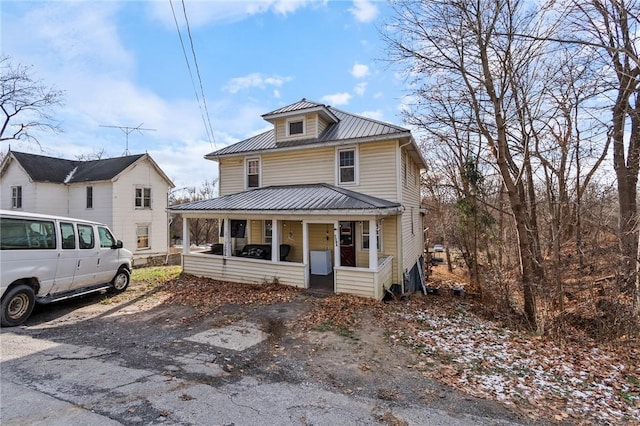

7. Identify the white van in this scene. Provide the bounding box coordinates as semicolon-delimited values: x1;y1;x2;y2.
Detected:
0;210;133;326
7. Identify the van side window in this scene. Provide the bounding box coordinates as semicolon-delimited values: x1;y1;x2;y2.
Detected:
77;224;95;249
98;226;116;248
0;218;56;250
61;222;76;249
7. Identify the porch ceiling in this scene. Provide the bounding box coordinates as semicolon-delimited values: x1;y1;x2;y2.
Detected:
168;183;402;216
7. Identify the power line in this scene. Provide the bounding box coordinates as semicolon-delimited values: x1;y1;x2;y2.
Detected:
169;0;216;149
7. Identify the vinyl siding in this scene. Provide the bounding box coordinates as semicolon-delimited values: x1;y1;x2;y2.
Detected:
219;157;245;195
262;148;334;187
275;113;318;142
67;182;113;225
400;151;425;277
358;140;399;202
183;253;306;288
335;268;376;298
111;159;171;256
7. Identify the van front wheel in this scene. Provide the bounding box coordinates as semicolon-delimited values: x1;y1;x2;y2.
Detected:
110;268;130;294
1;284;35;327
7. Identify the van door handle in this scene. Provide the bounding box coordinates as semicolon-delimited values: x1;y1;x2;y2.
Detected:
77;260;81;269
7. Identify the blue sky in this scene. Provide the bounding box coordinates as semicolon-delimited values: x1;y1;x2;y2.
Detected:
1;1;410;191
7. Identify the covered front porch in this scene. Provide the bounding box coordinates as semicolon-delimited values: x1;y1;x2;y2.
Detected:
170;184;402;299
180;217;395;299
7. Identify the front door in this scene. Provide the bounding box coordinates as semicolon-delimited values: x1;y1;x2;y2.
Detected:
339;221;356;267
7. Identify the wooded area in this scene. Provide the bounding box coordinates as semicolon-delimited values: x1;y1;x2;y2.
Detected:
384;0;640;338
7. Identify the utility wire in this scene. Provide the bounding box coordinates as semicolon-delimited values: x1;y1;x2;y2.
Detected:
169;0;216;149
181;0;216;149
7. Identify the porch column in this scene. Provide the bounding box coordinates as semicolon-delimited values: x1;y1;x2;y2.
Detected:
182;217;190;254
369;218;378;269
302;222;309;266
333;222;340;268
223;216;231;256
271;219;279;262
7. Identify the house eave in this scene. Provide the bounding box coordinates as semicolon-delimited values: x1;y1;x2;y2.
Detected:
170;207;403;217
204;131;413;161
262;105;339;124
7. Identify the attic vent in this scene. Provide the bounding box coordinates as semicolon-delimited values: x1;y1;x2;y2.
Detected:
288;119;304;136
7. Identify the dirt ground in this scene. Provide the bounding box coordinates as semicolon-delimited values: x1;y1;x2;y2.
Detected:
19;271;531;426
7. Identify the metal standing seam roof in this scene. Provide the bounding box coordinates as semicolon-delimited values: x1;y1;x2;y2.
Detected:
206;104;411;157
7;151;146;183
168;183;402;214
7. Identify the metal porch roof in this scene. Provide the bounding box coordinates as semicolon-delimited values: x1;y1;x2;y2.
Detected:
168;183;402;215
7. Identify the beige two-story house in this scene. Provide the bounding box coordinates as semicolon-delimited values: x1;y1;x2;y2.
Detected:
0;151;175;265
170;99;426;298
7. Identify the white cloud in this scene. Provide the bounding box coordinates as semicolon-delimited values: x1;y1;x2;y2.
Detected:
149;0;324;29
223;73;292;94
359;110;384;121
321;92;352;106
351;63;370;78
349;0;378;23
354;82;367;95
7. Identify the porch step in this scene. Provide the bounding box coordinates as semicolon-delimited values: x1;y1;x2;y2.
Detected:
303;288;334;298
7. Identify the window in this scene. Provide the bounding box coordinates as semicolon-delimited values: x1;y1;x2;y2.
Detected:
137;225;149;249
61;222;76;249
98;226;116;248
403;151;408;187
77;224;95;249
338;149;356;184
0;218;55;250
11;186;22;209
135;187;151;209
86;186;93;209
247;158;260;188
264;220;272;244
287;119;305;136
362;221;381;251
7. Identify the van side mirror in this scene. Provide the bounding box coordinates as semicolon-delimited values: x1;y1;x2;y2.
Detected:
112;240;124;249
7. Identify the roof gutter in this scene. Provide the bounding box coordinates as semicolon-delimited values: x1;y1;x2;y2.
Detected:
168;206;404;217
204;131;414;161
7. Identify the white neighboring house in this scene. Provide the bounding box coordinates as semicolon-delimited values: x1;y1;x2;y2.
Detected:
0;151;175;265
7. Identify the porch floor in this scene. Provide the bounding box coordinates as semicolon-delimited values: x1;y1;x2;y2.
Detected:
309;273;334;293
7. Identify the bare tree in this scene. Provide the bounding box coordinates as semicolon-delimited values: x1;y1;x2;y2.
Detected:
169;179;219;246
0;56;65;145
383;0;562;331
561;0;640;313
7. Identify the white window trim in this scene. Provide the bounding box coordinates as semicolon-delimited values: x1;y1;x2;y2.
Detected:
86;186;93;209
335;145;359;186
245;156;262;189
136;223;151;250
361;220;382;252
11;185;22;209
286;117;306;137
134;186;152;209
264;219;273;244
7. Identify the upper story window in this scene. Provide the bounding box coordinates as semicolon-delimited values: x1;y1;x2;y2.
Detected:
247;158;260;188
286;118;305;136
338;148;357;185
11;186;22;209
86;186;93;209
135;187;151;209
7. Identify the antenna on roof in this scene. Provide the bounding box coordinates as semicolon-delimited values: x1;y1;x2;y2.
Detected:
99;123;156;155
